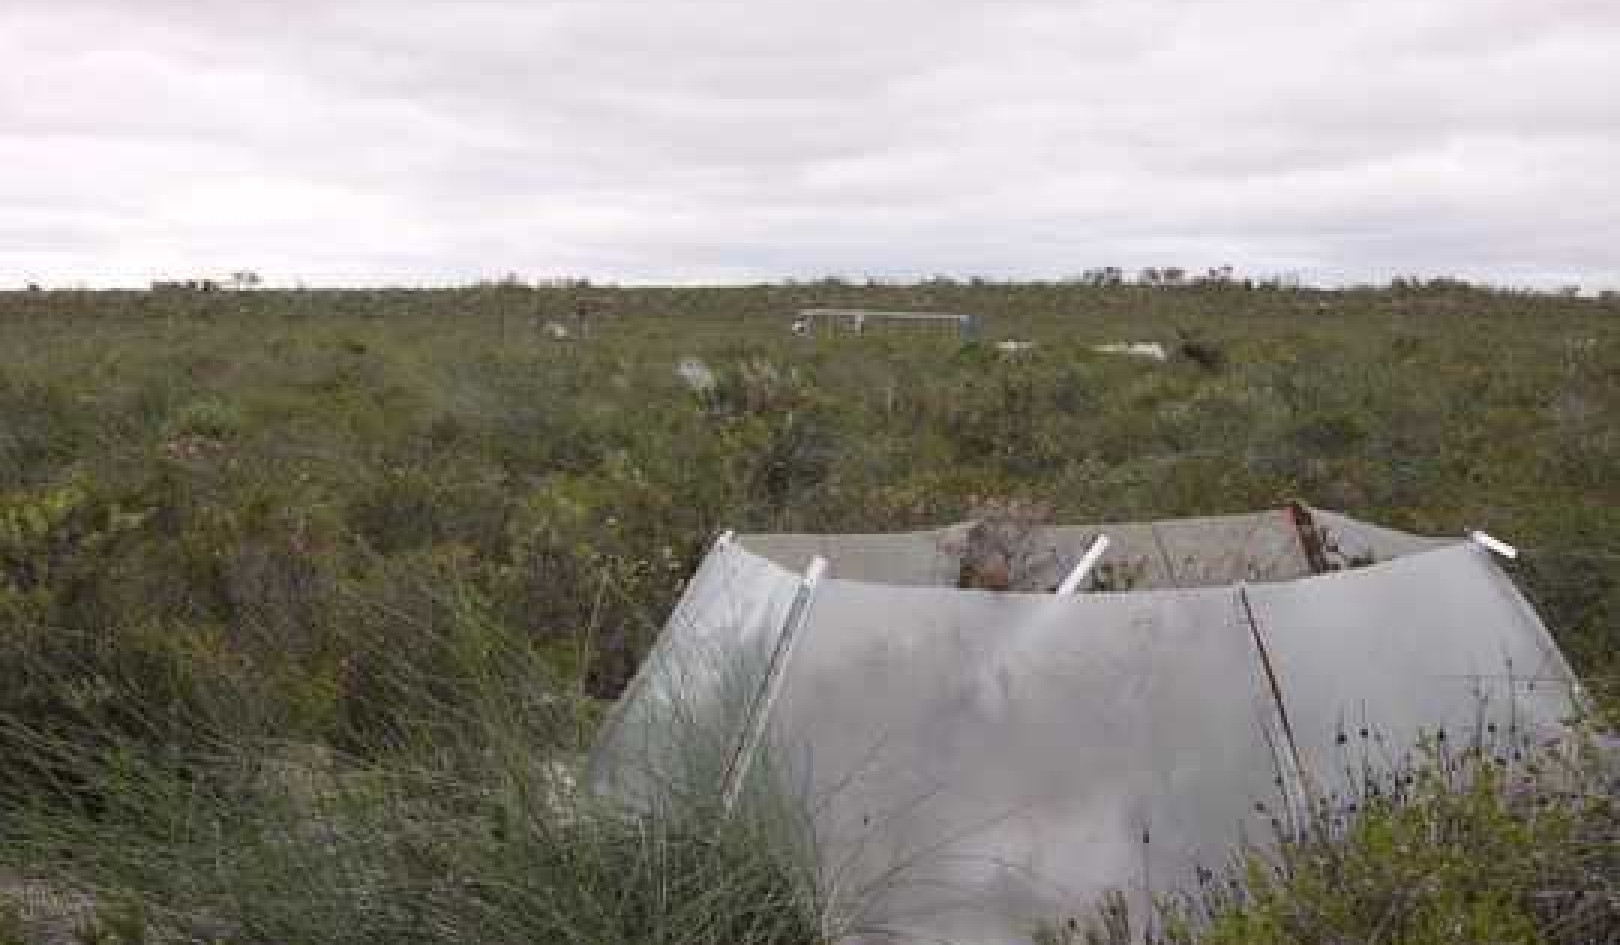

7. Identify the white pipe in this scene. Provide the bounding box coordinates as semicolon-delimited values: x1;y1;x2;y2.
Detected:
1469;530;1518;560
1056;535;1111;595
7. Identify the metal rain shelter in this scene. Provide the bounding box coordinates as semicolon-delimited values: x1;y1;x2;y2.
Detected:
798;308;983;340
589;506;1582;945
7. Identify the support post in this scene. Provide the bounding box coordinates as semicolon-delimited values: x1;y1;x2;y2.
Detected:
1286;500;1330;575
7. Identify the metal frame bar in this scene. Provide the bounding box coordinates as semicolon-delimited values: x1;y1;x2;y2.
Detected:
1237;582;1315;825
718;555;828;815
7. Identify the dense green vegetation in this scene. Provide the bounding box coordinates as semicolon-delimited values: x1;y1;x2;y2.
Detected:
1183;751;1618;945
0;281;1615;942
1043;743;1619;945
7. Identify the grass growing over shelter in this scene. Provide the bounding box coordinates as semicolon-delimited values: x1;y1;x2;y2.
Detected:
1044;742;1619;945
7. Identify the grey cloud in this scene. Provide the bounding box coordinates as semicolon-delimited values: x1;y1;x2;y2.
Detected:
3;0;1617;287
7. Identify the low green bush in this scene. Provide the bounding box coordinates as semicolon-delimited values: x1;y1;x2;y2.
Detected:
1044;745;1619;945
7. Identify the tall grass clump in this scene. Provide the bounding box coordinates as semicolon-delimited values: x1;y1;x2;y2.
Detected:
0;583;825;945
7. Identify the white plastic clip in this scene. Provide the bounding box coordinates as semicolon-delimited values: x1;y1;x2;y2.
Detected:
1057;534;1111;595
1469;530;1518;560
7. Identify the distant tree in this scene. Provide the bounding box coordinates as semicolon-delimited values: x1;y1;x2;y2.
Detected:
1074;266;1126;286
230;270;263;291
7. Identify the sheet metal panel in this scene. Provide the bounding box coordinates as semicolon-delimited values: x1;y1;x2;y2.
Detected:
594;516;1570;945
739;509;1438;592
587;541;804;808
1245;544;1582;807
1304;508;1454;568
1043;510;1312;590
739;527;971;587
768;580;1285;945
740;511;1454;593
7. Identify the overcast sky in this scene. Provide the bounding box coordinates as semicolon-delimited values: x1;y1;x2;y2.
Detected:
4;0;1618;289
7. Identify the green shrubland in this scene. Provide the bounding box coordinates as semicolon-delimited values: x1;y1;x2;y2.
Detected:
0;280;1614;942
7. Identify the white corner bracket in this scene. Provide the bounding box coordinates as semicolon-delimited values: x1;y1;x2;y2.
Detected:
1469;530;1518;560
719;554;828;816
1056;534;1111;595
